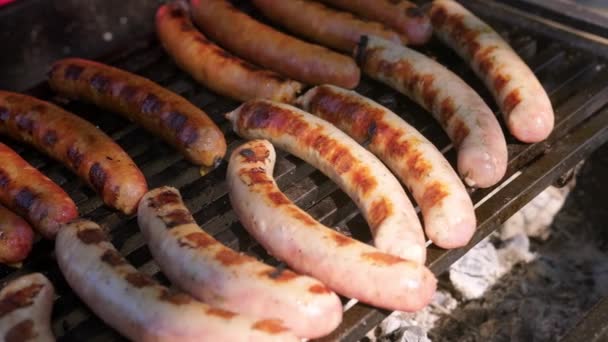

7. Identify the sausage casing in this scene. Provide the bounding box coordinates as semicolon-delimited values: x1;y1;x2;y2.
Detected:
48;58;226;167
56;219;299;342
0;205;34;264
0;91;146;215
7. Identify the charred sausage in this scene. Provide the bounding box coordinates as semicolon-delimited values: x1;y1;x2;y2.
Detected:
0;91;146;215
317;0;432;45
252;0;404;53
189;0;360;88
48;58;226;167
226;100;426;263
430;0;554;143
0;273;55;342
137;186;342;339
228;140;436;311
297;85;476;248
355;36;508;188
156;2;303;103
0;205;34;264
55;219;299;342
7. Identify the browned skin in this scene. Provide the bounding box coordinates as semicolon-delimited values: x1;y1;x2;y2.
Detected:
156;3;302;103
0;143;77;239
47;58;226;167
0;92;147;215
5;319;37;342
190;0;360;88
0;283;44;317
0;205;34;264
252;319;290;334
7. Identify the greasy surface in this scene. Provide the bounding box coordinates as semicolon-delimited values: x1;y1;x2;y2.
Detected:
0;205;33;265
297;85;476;248
156;2;303;103
55;219;298;342
355;36;508;188
0;91;146;215
48;58;226;167
0;143;77;239
227;140;436;311
316;0;432;45
137;186;342;339
0;273;54;342
190;0;360;88
430;0;554;143
226;100;426;263
252;0;404;53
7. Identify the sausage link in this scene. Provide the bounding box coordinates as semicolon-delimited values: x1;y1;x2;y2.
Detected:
355;36;507;188
0;273;55;342
156;2;302;103
430;0;554;143
189;0;360;88
297;85;476;248
228;140;436;311
226;100;426;264
0;205;34;264
252;0;404;53
0;92;146;215
48;58;226;167
317;0;432;45
137;186;342;339
56;219;298;342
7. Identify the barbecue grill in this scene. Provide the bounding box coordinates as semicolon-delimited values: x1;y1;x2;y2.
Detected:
1;0;608;341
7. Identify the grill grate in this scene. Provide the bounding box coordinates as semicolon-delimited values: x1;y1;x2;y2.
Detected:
2;0;608;341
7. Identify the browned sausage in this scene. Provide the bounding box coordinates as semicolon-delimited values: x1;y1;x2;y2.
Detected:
317;0;432;45
0;91;147;215
252;0;404;53
0;205;33;264
47;58;226;167
156;2;303;103
189;0;361;88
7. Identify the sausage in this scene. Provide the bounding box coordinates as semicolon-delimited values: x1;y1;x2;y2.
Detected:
316;0;432;45
55;219;299;342
0;142;77;239
0;205;34;264
156;2;303;103
297;85;476;248
226;100;426;264
430;0;554;143
251;0;404;53
355;36;508;188
0;91;146;215
189;0;360;88
137;186;342;339
47;58;226;167
227;140;436;311
0;273;55;342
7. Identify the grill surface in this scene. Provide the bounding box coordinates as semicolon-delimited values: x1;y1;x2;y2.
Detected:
2;0;608;341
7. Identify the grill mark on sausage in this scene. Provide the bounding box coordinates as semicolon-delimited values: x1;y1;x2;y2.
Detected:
141;94;163;115
64;64;85;80
362;251;403;265
101;249;126;266
0;170;9;189
16;115;34;135
350;170;377;196
241;167;273;186
160;209;194;228
494;73;511;93
177;124;199;147
0;284;44;317
263;269;298;282
368;198;391;229
206;307;237;319
503;89;522;114
125;272;155;288
285;206;318;226
309;284;332;294
89;163;107;193
332;232;354;246
267;191;291;206
67;145;84;169
452;118;470;147
420;74;439;109
439;97;456;126
90;73;111;94
158;289;192;305
476;46;498;76
215;249;250;266
77;228;107;244
5;319;36;342
252;319;290;334
421;181;449;209
163;111;187;133
239;148;268;163
42;130;58;147
148;190;181;208
177;232;217;249
0;107;8;122
407;151;432;180
14;188;36;212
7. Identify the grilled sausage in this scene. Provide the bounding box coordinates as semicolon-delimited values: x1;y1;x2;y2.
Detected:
189;0;360;88
137;186;342;339
355;36;508;188
226;100;426;263
228;140;436;311
430;0;554;143
0;205;34;264
317;0;432;45
297;85;476;248
252;0;404;53
0;91;146;215
56;219;299;342
0;142;77;239
48;58;226;167
156;2;303;103
0;273;55;342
